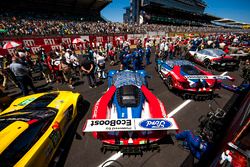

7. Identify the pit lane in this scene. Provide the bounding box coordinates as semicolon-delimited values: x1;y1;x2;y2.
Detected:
4;56;243;167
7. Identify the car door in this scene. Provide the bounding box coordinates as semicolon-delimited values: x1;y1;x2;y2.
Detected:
159;63;171;78
195;50;206;62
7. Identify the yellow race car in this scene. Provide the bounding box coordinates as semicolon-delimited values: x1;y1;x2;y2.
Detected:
0;91;84;167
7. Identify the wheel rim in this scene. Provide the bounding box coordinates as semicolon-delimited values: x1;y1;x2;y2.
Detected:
204;60;210;67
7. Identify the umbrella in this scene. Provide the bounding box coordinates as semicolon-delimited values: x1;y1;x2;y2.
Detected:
3;41;21;49
72;38;84;44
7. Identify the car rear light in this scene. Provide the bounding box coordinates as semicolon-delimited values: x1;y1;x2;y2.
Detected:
231;151;248;167
52;121;60;130
27;119;38;125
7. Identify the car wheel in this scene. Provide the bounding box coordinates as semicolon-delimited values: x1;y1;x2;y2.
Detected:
185;54;190;60
165;76;174;91
203;59;211;68
155;64;159;72
76;95;84;116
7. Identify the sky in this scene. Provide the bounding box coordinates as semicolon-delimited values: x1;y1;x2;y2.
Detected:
101;0;250;23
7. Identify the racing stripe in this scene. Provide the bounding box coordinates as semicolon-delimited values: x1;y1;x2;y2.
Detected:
141;85;167;118
141;101;151;118
92;86;116;119
127;107;132;119
109;104;117;119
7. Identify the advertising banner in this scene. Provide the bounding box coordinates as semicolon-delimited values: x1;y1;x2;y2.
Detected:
0;34;128;55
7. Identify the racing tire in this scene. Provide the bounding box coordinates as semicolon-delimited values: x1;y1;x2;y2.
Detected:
165;76;174;91
185;53;191;60
76;95;85;116
203;59;211;68
155;65;158;72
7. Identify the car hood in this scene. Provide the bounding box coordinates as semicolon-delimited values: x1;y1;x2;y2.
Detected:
0;121;28;154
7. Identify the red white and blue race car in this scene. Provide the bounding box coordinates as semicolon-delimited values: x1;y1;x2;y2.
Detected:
83;70;179;154
156;60;234;100
187;49;239;70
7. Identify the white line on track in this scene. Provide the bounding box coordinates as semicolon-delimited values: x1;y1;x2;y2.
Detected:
97;151;123;167
167;100;192;118
98;71;228;167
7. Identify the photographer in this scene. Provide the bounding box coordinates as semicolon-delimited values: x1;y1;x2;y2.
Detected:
176;130;208;160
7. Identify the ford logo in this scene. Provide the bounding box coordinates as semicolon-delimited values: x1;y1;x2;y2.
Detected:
139;119;172;129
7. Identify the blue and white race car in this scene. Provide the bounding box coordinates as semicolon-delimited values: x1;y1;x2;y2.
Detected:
156;59;233;99
83;70;179;154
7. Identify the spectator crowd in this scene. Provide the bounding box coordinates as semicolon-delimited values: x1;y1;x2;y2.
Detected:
0;32;249;97
0;10;249;37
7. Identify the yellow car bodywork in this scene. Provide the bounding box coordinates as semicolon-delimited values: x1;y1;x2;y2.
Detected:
0;91;82;167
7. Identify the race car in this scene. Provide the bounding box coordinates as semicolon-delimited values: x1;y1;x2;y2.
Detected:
156;60;234;100
0;91;84;167
83;70;179;154
187;49;239;70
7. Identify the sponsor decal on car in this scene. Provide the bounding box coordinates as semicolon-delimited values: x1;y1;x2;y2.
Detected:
185;75;232;80
18;98;36;106
83;118;178;132
139;119;172;129
90;119;132;127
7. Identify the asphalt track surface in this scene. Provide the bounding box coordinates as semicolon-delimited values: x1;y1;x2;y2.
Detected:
5;55;244;167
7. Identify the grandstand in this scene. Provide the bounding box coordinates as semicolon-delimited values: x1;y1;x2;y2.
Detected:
212;19;250;29
124;0;220;25
0;0;112;21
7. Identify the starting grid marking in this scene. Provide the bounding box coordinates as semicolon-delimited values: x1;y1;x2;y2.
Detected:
98;71;228;167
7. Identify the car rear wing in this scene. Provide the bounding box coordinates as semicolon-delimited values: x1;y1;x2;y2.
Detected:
185;75;234;81
83;118;178;132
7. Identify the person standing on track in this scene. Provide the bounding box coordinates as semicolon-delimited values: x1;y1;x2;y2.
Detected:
9;57;37;96
145;43;151;65
79;55;97;88
60;59;74;89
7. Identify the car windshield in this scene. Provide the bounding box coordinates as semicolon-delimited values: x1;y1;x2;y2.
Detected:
181;65;202;75
209;49;225;57
0;108;57;166
112;71;146;88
